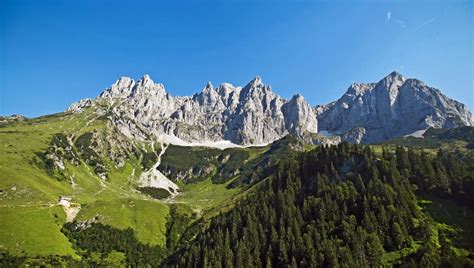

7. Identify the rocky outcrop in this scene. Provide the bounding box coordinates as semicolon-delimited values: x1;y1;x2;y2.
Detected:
317;72;474;143
72;75;318;146
66;99;93;113
282;94;318;136
67;71;473;145
0;114;27;124
40;122;144;181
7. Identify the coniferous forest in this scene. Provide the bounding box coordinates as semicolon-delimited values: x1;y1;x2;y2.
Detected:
165;143;474;267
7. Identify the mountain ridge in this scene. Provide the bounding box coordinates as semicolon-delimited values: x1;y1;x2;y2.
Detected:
67;71;473;146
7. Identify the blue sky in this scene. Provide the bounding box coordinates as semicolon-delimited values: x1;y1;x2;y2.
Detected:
1;0;472;117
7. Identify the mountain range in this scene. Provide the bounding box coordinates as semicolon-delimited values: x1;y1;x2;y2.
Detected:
1;71;474;266
67;71;473;146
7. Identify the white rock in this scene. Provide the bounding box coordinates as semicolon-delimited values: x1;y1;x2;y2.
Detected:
138;144;180;198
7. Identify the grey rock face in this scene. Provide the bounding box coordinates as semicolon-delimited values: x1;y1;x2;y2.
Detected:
317;71;474;143
67;71;473;146
66;99;93;113
282;94;318;136
75;75;318;146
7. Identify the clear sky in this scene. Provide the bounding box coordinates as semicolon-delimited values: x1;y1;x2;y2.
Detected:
1;0;472;117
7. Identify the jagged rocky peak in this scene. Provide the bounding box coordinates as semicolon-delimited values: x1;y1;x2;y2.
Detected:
98;74;167;100
139;74;152;85
115;76;135;88
137;74;158;88
200;81;216;96
66;98;94;113
66;71;473;146
240;76;282;116
345;71;404;98
380;71;406;86
240;76;273;99
98;76;135;99
248;75;263;88
346;83;376;96
377;71;407;106
194;81;221;107
67;74;320;146
283;94;318;133
317;71;474;143
287;94;309;110
291;93;304;102
131;75;166;97
217;82;240;98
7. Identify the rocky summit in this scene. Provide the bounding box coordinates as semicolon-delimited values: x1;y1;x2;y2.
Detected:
68;71;473;146
68;75;318;146
317;71;474;143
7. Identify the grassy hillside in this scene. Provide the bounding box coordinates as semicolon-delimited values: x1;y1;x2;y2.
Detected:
0;206;78;257
0;112;97;256
75;198;169;246
0;110;237;260
381;127;474;158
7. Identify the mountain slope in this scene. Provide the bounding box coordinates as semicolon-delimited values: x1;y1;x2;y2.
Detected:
0;111;174;256
0;108;306;263
317;72;473;143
